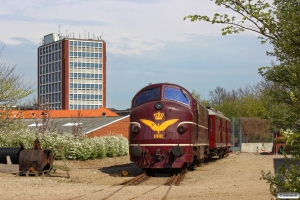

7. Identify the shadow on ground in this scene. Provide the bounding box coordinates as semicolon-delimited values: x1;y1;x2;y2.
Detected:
100;163;145;177
0;164;19;173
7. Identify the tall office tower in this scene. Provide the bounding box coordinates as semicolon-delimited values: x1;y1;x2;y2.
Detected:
38;33;106;110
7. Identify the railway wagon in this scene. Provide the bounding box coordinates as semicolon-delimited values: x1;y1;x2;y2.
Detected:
129;83;209;172
207;107;232;158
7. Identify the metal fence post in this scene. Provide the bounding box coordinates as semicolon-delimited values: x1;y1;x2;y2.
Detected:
231;117;235;152
239;118;243;151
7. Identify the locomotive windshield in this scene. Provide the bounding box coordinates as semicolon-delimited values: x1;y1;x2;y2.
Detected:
134;87;160;107
164;87;190;105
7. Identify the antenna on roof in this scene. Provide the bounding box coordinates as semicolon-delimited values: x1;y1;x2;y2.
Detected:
59;25;60;35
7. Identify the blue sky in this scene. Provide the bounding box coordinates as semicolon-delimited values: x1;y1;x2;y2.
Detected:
0;0;273;110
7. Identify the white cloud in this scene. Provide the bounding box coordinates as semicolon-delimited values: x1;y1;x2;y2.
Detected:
0;0;275;109
0;0;240;54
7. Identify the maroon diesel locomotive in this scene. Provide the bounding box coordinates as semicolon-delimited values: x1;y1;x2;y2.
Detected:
129;83;231;173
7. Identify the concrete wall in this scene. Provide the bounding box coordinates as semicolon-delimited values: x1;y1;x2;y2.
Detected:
241;143;273;153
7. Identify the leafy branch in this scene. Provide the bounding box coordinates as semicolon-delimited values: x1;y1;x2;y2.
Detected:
184;0;279;43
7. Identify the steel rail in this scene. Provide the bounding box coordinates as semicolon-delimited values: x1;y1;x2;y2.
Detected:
129;171;187;200
101;173;148;200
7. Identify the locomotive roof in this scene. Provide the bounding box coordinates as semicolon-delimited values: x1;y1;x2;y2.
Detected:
132;82;192;102
206;107;230;121
139;83;187;90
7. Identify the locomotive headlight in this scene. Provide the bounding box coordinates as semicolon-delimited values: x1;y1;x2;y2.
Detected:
154;102;163;110
131;125;140;133
177;125;188;134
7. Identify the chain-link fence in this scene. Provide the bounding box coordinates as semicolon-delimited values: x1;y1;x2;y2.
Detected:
231;118;273;152
231;118;242;152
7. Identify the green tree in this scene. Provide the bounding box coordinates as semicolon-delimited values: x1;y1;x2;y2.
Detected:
207;82;270;119
184;0;300;196
184;0;300;129
0;46;34;132
191;89;210;106
260;130;300;196
184;0;278;43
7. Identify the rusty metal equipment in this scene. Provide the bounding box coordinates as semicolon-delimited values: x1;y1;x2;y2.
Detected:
19;139;53;175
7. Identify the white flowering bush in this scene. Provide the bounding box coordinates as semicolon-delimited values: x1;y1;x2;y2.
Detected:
0;129;129;160
281;129;294;139
0;129;36;148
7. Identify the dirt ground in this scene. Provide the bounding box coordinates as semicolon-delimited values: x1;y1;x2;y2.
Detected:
0;153;283;200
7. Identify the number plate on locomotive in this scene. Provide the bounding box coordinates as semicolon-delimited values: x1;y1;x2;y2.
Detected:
154;133;164;139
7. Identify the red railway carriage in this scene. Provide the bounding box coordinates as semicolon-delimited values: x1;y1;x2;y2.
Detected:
207;107;232;157
129;83;209;171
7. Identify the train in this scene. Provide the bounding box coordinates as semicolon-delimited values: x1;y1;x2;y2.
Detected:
129;83;231;174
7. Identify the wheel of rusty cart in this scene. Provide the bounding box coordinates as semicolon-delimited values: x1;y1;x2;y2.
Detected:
122;170;128;177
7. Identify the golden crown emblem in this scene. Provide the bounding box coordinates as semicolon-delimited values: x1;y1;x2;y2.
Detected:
154;111;164;120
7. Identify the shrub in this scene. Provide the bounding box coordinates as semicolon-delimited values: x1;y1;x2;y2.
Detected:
260;129;300;196
0;128;129;160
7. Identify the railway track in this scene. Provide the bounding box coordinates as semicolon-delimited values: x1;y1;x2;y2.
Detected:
69;170;187;200
101;170;187;200
129;171;186;200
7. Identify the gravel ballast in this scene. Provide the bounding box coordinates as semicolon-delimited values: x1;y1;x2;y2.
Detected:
0;153;281;200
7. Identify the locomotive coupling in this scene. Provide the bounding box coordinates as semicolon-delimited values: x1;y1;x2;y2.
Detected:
155;149;162;161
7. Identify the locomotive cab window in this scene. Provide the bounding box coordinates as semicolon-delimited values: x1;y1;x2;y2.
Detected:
134;87;160;107
163;87;190;105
